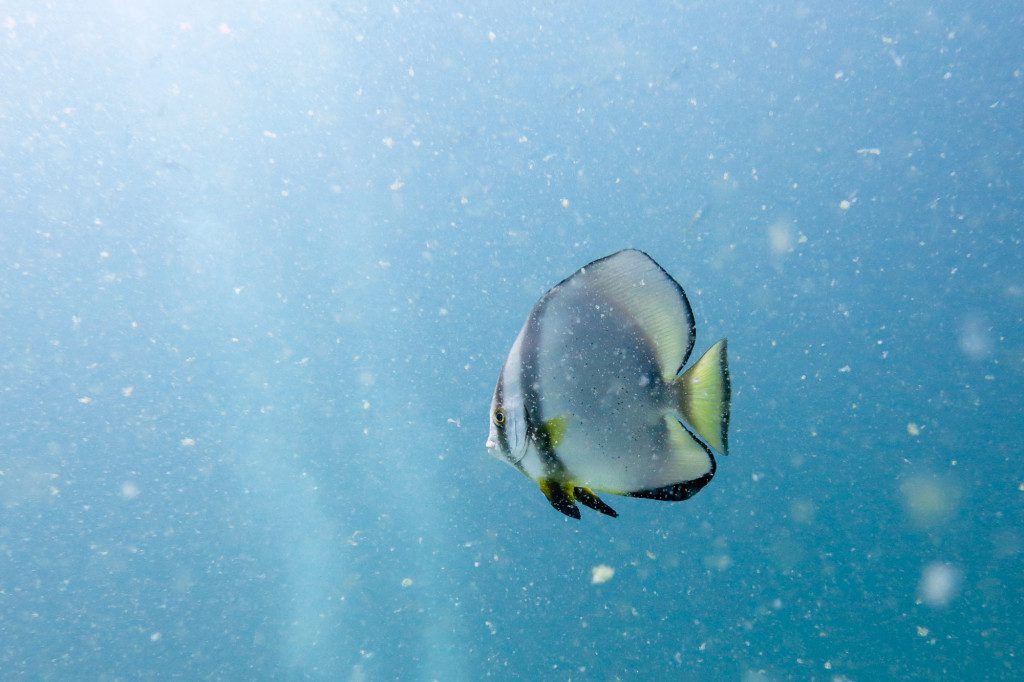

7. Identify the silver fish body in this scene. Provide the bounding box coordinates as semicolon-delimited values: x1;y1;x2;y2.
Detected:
486;249;730;519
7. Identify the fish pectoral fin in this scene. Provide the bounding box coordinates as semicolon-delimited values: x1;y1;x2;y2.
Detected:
538;479;580;519
540;415;569;448
573;487;618;517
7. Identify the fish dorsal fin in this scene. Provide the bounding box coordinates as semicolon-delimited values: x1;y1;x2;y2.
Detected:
555;249;696;381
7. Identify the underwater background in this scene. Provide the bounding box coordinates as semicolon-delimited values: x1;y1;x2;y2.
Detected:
1;1;1022;679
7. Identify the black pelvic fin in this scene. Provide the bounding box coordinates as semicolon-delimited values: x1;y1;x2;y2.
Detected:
539;480;581;519
573;487;618;518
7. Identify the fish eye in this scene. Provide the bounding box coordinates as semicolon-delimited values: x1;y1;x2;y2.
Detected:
493;408;506;426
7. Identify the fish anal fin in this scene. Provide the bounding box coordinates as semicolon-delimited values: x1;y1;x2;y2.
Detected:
624;417;717;502
539;479;580;519
626;473;714;502
573;487;618;518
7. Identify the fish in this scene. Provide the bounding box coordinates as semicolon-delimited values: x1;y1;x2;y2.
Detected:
485;249;730;519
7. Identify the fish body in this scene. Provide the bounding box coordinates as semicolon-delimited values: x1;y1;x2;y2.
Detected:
486;249;730;519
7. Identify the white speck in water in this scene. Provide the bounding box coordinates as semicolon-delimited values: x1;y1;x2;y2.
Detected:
767;221;793;255
900;476;961;527
590;564;615;584
958;314;993;360
918;562;961;607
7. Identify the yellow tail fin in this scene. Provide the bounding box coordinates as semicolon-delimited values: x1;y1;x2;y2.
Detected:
675;339;730;454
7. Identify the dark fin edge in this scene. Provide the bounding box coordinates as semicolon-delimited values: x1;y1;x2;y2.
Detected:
574;487;619;518
720;339;731;455
627;433;718;502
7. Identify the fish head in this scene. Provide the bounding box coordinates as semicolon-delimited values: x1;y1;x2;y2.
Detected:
487;324;530;466
486;386;528;466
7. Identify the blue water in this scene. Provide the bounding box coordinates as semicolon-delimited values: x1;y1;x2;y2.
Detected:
1;2;1022;679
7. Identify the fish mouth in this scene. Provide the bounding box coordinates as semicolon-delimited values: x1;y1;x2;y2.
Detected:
484;437;508;463
483;434;527;466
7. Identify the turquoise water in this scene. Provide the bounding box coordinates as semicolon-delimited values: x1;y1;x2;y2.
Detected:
1;2;1022;679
